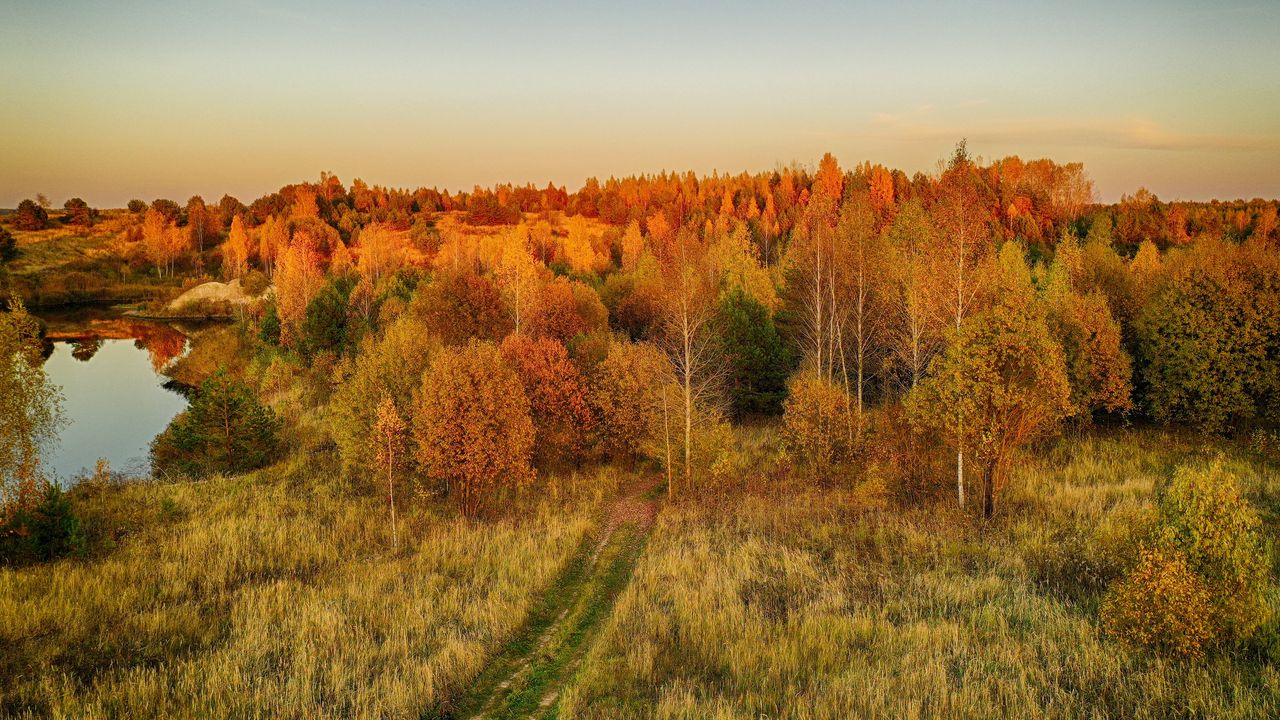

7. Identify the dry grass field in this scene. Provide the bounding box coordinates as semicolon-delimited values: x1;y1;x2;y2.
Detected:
559;430;1280;719
0;453;628;718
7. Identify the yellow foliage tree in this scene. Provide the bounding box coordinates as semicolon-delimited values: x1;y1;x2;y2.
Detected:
907;244;1073;517
357;223;406;285
222;215;251;280
274;238;324;349
711;222;778;311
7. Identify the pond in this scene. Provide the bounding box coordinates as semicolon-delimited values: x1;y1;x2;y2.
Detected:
35;310;193;482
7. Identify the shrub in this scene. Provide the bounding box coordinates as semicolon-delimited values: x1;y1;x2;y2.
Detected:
1156;461;1271;642
781;371;856;482
62;197;94;227
14;199;47;231
1102;544;1216;658
242;269;270;296
1102;461;1272;656
412;341;535;516
0;227;15;262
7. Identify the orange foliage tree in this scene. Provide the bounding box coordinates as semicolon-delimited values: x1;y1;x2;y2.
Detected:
500;334;596;466
412;341;535;517
411;270;513;344
142;208;184;277
526;276;608;343
813;152;844;203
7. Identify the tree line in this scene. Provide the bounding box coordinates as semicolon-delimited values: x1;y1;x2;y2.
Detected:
103;145;1272;520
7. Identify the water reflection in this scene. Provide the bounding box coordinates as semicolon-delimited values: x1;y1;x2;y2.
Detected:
35;310;193;482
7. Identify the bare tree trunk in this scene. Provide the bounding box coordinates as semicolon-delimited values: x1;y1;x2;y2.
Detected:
683;335;693;493
955;233;966;509
662;383;673;500
835;318;855;453
855;261;866;438
982;461;995;519
387;438;398;550
828;259;838;379
814;241;823;374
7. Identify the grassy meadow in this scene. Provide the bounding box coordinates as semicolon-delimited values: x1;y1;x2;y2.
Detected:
6;426;1276;718
559;429;1280;719
0;450;628;718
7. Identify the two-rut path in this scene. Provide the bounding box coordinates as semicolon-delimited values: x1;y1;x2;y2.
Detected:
444;478;661;720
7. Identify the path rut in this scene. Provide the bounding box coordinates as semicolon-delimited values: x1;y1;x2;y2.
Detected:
444;478;659;720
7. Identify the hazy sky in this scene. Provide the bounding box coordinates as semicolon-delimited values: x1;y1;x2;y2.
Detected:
3;0;1278;207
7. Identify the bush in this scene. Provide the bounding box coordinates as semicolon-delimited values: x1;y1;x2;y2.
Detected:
1102;461;1271;656
781;372;857;482
1;484;86;566
14;199;47;231
1156;461;1271;642
242;269;270;296
1102;544;1216;658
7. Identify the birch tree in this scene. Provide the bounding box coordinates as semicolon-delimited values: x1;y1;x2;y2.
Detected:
656;226;725;497
834;194;888;438
884;200;942;393
907;244;1072;518
932;149;994;508
373;395;407;549
0;297;62;513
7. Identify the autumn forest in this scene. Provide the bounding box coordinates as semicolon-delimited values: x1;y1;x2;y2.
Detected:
2;141;1279;718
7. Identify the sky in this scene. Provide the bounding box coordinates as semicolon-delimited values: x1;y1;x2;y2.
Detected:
2;0;1278;208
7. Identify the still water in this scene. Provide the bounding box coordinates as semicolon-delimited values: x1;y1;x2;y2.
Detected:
36;312;191;481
